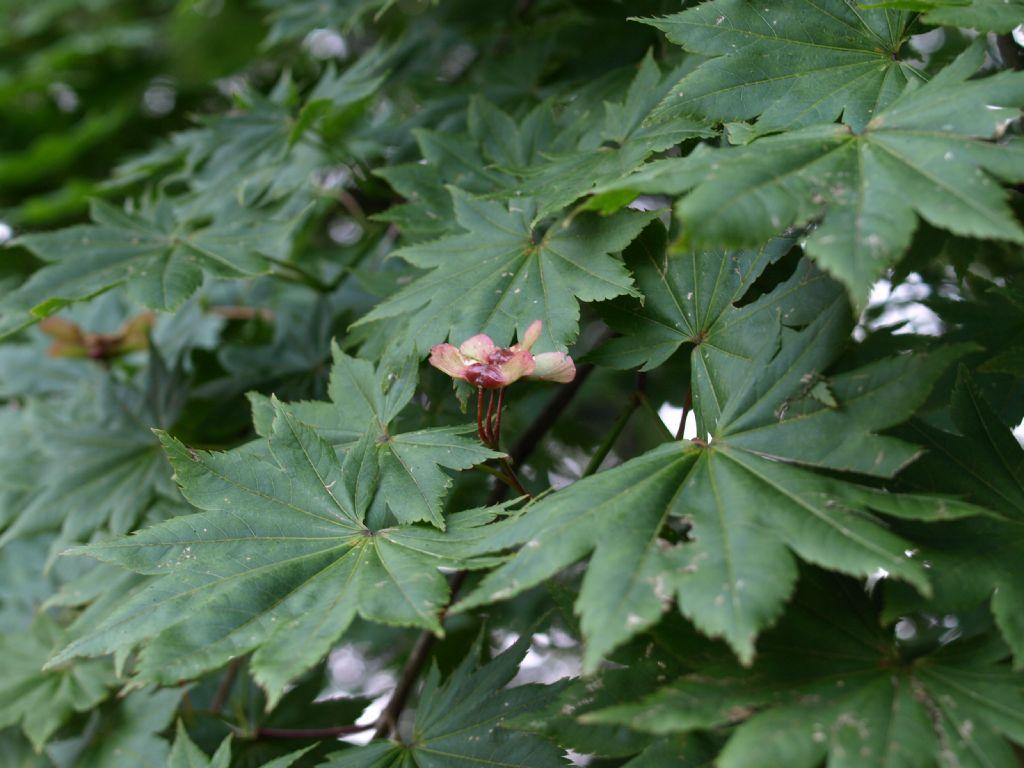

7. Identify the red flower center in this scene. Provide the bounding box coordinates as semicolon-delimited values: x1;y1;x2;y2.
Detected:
486;347;516;364
465;362;507;389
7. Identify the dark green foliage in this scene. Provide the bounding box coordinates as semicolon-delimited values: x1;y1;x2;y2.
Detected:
2;1;1023;765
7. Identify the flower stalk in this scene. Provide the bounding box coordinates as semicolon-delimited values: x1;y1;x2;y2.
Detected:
430;319;577;496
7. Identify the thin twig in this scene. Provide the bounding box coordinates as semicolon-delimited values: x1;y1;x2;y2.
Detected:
209;305;274;322
492;387;506;446
636;391;675;442
510;364;594;468
373;570;469;739
583;396;639;478
476;387;487;445
210;657;242;715
675;388;692;441
265;255;331;292
996;33;1021;71
256;723;376;740
335;188;368;226
499;458;531;498
484;389;497;447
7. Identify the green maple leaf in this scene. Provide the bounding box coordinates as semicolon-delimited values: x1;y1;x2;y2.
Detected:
321;633;569;768
178;56;387;216
926;275;1024;388
358;190;653;350
249;344;502;529
0;730;52;768
641;0;915;132
1;199;300;335
863;0;1024;32
455;301;977;668
507;634;688;760
261;0;395;44
0;612;117;750
168;721;312;768
0;357;183;553
590;224;843;435
50;404;505;706
72;687;181;768
584;572;1024;768
375;57;706;237
619;736;718;768
0;407;43;532
888;368;1024;667
373;119;527;243
511;51;714;218
587;43;1024;306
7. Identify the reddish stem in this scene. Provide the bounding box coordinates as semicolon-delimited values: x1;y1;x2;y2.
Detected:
476;387;487;444
484;389;496;447
492;387;505;447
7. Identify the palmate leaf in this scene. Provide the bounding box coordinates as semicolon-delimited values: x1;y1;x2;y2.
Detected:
375;57;707;238
863;0;1024;32
507;631;689;760
321;633;569;768
888;368;1024;666
250;344;502;529
358;190;654;351
585;572;1024;768
642;0;915;132
591;224;842;435
0;612;117;750
508;51;714;218
0;730;52;768
69;687;181;768
620;736;718;768
51;405;505;706
455;301;977;668
0;356;183;553
1;199;301;335
508;617;725;766
177;54;389;217
588;43;1024;305
373;118;530;244
167;721;312;768
926;274;1024;396
260;0;394;44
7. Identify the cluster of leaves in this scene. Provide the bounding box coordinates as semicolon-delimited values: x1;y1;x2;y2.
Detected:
2;0;1024;766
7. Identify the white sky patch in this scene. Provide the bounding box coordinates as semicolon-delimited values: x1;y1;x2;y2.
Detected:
326;643;396;745
658;403;696;439
862;274;943;337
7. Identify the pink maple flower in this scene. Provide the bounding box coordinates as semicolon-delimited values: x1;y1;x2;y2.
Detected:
429;320;575;389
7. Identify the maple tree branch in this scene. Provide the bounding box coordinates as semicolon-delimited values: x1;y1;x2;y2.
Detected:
675;387;692;441
372;365;594;739
508;363;595;469
265;255;331;292
582;405;633;477
373;570;469;739
256;723;375;740
210;657;242;715
499;458;531;498
636;391;674;442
